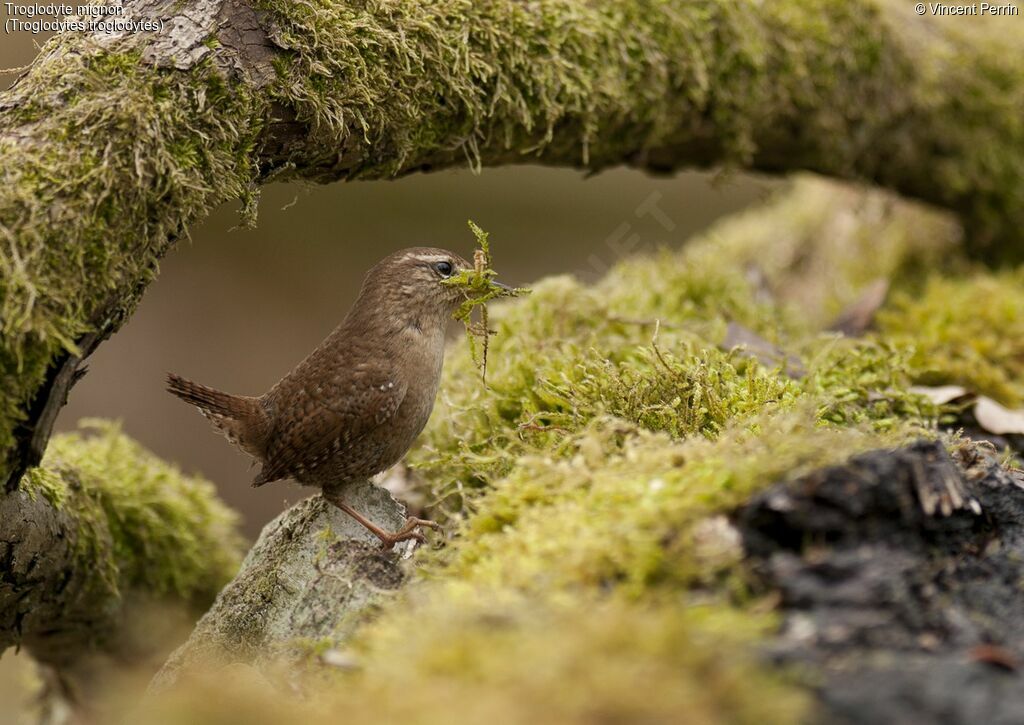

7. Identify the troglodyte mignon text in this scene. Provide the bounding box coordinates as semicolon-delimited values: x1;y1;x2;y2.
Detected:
167;247;509;550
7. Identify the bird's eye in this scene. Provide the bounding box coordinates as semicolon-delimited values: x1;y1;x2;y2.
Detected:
434;261;454;277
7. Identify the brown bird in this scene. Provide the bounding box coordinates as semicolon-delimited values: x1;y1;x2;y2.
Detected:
167;247;500;550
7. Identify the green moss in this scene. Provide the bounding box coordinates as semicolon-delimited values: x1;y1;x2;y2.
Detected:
442;221;528;378
252;0;1024;258
802;338;944;429
409;186;949;508
23;420;244;605
437;413;921;594
341;595;809;725
900;14;1024;263
877;269;1024;406
254;0;885;178
20;466;69;508
559;345;802;439
0;41;264;482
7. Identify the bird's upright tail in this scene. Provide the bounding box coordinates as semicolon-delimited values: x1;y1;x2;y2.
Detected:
166;373;269;456
166;373;253;417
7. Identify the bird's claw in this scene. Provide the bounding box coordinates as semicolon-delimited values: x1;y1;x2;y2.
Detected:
411;517;444;532
377;516;442;551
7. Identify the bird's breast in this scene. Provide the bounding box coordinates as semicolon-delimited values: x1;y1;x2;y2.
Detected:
398;344;444;431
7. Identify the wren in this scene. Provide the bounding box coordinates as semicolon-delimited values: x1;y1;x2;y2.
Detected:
167;247;498;550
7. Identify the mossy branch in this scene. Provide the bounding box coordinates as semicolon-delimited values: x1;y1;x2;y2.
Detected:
0;421;243;669
2;0;1023;492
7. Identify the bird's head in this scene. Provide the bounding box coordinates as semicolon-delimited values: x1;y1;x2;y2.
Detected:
351;247;511;332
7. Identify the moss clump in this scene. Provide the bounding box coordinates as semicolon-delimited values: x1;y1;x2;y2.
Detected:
877;270;1024;407
442;221;528;379
432;412;918;594
411;268;940;509
443;221;525;317
557;344;801;440
21;420;244;605
802;338;945;429
340;595;808;725
21;465;69;508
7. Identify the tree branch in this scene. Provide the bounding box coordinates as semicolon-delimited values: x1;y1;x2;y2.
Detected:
0;422;243;668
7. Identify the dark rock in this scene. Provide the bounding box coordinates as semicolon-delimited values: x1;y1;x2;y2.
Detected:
736;440;1024;724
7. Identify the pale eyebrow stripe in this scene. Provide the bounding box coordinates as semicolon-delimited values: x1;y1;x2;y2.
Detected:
405;253;449;264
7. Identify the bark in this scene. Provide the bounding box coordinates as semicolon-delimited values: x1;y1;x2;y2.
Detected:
0;423;243;669
0;486;118;666
738;440;1024;722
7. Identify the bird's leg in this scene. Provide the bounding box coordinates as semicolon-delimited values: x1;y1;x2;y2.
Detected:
324;493;441;551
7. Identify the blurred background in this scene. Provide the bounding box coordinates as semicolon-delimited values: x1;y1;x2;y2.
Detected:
2;24;778;537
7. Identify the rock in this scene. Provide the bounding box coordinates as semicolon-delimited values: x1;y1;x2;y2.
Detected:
736;440;1024;724
149;480;411;692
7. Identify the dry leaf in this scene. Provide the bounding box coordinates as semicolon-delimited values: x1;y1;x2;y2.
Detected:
909;385;970;405
974;396;1024;436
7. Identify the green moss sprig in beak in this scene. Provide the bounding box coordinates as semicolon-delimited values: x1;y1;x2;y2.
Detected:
442;220;529;380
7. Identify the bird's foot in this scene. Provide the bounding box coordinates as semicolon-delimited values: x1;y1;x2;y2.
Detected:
376;516;443;551
324;493;443;551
